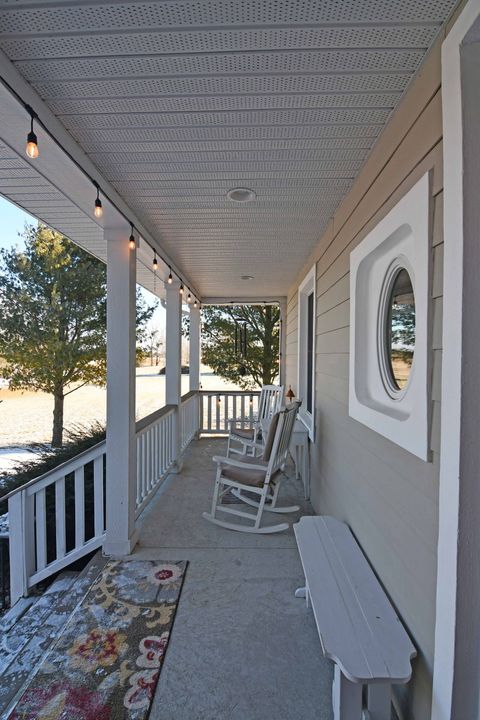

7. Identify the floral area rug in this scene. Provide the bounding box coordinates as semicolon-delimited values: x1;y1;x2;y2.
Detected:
10;559;187;720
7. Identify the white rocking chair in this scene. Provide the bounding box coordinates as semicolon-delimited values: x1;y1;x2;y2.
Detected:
203;402;301;534
227;384;284;457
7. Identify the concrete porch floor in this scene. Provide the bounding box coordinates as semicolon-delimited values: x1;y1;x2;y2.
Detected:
130;437;333;720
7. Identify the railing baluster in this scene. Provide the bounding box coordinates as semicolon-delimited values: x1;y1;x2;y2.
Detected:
35;489;47;572
74;467;85;548
241;395;246;428
93;457;104;537
55;478;66;561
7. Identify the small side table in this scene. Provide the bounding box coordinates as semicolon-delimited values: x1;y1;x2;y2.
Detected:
260;414;310;500
290;418;310;500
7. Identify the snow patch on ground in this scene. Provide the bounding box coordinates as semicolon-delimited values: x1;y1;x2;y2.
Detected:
0;447;41;478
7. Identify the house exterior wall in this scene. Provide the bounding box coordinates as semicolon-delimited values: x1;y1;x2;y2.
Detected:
286;32;450;720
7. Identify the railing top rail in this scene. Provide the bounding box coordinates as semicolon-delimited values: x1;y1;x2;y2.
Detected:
3;402;182;503
1;438;107;503
198;390;261;396
181;390;199;403
135;403;176;433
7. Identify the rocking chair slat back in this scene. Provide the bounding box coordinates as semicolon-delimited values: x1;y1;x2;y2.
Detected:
257;385;284;424
266;402;300;480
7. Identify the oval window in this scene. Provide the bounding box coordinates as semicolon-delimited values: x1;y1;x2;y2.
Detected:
385;268;415;391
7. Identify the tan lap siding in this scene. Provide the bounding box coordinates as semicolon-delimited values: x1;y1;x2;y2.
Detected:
286;41;446;720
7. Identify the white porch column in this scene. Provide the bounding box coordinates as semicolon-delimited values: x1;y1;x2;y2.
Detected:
104;229;138;556
166;281;182;466
279;299;287;388
189;305;201;391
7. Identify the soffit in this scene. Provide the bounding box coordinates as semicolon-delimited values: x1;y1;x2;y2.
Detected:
0;0;457;298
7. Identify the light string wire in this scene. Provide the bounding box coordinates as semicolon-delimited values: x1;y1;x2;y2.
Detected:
0;73;201;306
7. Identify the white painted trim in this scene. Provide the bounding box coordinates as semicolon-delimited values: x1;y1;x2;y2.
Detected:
348;173;430;460
297;265;316;441
433;3;480;719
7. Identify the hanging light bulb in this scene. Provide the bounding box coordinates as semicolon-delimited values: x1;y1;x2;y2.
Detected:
94;185;103;218
179;283;184;295
129;223;136;250
25;111;39;159
167;267;173;284
193;299;198;308
153;251;158;271
187;290;192;304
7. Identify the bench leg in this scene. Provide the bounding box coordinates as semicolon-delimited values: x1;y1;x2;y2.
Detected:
294;581;310;608
332;665;362;720
366;683;391;720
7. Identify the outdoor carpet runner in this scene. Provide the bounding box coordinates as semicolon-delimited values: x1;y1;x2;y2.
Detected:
10;559;187;719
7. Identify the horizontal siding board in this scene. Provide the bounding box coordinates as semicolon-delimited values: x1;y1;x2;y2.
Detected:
430;400;441;455
316;415;438;554
432;298;443;350
432;243;444;299
311;448;437;664
316;370;349;406
432;349;442;403
316;352;349;381
316;299;349;335
432;191;444;247
316;392;439;505
316;273;349;313
316;326;349;354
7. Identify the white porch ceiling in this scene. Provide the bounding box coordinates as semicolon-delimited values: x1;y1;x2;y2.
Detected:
0;0;457;298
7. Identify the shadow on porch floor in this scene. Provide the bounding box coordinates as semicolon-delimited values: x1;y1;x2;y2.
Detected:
129;437;333;720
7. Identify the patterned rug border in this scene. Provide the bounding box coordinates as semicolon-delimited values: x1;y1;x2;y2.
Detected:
10;558;189;720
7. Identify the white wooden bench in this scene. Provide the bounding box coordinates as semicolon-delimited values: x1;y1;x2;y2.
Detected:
293;516;416;720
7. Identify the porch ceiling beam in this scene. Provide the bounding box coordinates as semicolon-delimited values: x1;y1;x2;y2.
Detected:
0;47;201;300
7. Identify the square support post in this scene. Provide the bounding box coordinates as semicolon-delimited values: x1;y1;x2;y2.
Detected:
166;282;182;468
279;299;287;388
189;305;201;392
104;228;138;556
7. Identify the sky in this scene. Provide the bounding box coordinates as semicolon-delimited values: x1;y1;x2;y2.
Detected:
0;195;35;252
0;194;166;334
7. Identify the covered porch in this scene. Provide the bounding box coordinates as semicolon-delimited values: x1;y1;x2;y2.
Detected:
2;1;480;718
133;436;329;719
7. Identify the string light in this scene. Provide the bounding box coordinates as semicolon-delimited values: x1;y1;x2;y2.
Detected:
25;108;38;159
129;223;136;250
94;184;103;218
8;86;203;307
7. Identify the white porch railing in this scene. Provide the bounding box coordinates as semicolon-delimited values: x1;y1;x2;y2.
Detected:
199;390;260;434
180;391;200;450
7;440;107;604
135;404;177;518
5;394;202;605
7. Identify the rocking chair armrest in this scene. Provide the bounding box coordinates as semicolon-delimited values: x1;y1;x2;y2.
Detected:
212;455;267;472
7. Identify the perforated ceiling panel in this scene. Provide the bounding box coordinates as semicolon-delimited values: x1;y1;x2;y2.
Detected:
0;0;458;297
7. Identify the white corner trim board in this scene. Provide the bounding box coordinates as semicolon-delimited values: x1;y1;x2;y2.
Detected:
297;265;316;441
349;172;430;460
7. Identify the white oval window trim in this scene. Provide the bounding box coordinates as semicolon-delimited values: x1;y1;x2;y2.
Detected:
377;256;416;401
